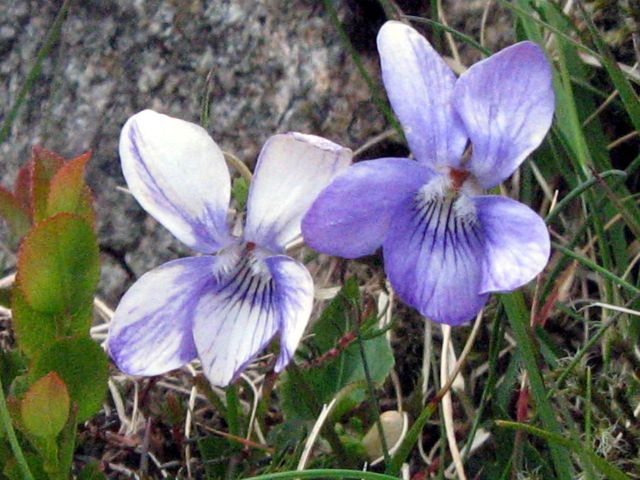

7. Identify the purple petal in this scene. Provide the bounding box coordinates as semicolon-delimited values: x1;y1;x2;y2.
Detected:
382;192;488;325
377;21;467;168
108;256;217;376
244;133;352;251
302;158;432;258
264;255;314;371
453;42;555;188
192;248;281;386
120;110;232;253
474;195;550;293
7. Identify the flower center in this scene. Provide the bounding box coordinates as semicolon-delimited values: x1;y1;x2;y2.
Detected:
449;167;470;191
213;242;274;282
415;174;479;233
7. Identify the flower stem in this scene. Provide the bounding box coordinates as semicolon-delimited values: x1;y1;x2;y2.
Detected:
225;384;241;437
385;311;483;475
0;375;35;480
353;308;390;467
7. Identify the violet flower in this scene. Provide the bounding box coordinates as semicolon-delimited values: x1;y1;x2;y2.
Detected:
108;110;352;386
302;21;554;325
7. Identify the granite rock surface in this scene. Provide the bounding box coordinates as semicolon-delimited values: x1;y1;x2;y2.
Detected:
0;0;386;304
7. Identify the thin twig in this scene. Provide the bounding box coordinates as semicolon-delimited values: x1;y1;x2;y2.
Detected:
223;152;253;183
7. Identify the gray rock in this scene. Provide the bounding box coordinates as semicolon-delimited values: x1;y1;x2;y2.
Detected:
0;0;385;305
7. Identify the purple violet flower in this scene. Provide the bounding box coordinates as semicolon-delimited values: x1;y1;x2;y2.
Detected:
107;110;352;386
302;21;555;326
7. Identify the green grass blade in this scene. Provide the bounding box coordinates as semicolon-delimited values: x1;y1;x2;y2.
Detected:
403;15;491;55
552;242;640;296
0;376;35;480
496;420;631;480
575;1;640;132
245;469;401;480
0;0;74;145
544;170;626;224
501;292;574;480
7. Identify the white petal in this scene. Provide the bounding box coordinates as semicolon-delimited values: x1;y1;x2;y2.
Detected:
192;249;314;386
108;257;217;376
193;249;280;386
120;110;232;253
244;133;352;251
265;255;314;371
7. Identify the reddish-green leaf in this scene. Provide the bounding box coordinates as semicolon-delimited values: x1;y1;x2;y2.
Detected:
47;151;94;226
16;213;99;314
21;372;70;438
31;337;108;422
14;162;32;213
0;187;30;241
30;146;65;223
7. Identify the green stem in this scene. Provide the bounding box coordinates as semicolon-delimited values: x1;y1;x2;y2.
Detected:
225;384;241;437
193;375;227;419
461;306;504;459
354;317;390;466
0;0;74;145
57;404;78;480
0;376;35;480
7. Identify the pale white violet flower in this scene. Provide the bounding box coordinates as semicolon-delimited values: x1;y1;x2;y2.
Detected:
108;110;352;386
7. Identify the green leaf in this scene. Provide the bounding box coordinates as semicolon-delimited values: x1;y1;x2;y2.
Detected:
16;213;99;315
2;453;47;480
0;187;30;243
12;285;94;359
280;279;394;421
21;372;69;439
46;151;95;226
231;177;249;211
29;147;65;223
30;337;108;423
11;287;57;359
